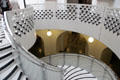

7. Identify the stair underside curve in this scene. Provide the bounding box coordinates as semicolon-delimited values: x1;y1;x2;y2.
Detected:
0;25;28;80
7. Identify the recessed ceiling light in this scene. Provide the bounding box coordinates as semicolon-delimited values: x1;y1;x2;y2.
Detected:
88;37;94;43
47;30;52;36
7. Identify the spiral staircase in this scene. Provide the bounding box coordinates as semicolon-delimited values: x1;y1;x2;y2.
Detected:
0;21;28;80
0;3;120;80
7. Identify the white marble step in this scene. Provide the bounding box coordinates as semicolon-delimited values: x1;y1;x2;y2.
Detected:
0;64;17;79
64;69;88;79
10;69;22;80
0;44;12;54
0;43;11;49
0;58;14;68
0;49;13;57
59;65;97;80
0;53;14;63
64;66;75;74
66;73;95;80
0;39;10;46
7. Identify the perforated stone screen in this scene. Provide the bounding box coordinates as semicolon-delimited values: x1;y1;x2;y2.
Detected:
33;4;103;26
56;5;77;20
79;5;102;25
34;9;53;20
12;11;34;37
104;9;120;36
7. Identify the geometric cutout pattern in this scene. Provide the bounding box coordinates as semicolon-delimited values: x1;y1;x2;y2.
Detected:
12;4;120;37
56;5;77;20
79;5;102;26
33;9;53;20
13;15;34;37
104;16;120;36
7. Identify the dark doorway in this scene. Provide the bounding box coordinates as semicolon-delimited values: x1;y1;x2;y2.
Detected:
29;35;45;58
57;32;88;55
101;48;120;78
78;0;92;4
110;53;120;78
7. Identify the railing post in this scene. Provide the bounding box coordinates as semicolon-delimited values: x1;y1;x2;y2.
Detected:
102;67;107;80
49;55;51;64
41;63;47;80
60;67;64;80
63;53;65;66
89;58;94;73
77;54;79;67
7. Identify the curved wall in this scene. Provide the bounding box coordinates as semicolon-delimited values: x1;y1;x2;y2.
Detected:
4;3;120;59
4;7;36;50
32;4;120;59
41;53;118;80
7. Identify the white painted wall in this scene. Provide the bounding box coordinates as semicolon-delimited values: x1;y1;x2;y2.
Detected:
25;0;45;5
9;0;19;9
57;0;67;3
92;0;120;8
5;8;36;50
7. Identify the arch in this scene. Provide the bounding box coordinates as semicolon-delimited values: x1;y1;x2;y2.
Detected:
29;35;45;58
100;48;113;65
101;48;120;78
56;31;88;55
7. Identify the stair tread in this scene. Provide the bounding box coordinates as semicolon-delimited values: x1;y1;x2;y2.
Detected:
0;50;13;57
1;64;17;79
0;44;12;51
10;68;22;80
0;52;12;60
0;53;14;63
0;58;14;69
0;39;9;46
0;47;13;54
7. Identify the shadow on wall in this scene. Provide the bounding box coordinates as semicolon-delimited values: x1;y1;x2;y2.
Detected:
101;48;120;78
56;31;88;55
67;0;92;4
29;35;45;58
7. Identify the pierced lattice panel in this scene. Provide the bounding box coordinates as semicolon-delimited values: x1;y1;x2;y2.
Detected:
79;5;102;26
56;5;77;20
104;9;120;36
12;11;34;37
33;9;53;20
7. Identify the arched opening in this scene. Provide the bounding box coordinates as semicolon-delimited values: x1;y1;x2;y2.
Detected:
56;31;88;55
101;48;120;78
29;35;45;58
101;48;113;65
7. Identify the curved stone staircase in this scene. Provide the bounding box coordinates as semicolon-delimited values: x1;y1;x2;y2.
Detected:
0;22;28;80
0;3;119;80
59;65;97;80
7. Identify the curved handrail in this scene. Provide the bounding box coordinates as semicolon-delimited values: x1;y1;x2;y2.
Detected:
2;3;119;80
3;13;63;72
41;53;119;80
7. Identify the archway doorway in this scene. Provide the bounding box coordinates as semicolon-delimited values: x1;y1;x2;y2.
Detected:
56;31;88;55
101;48;120;78
100;48;113;65
29;35;45;58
